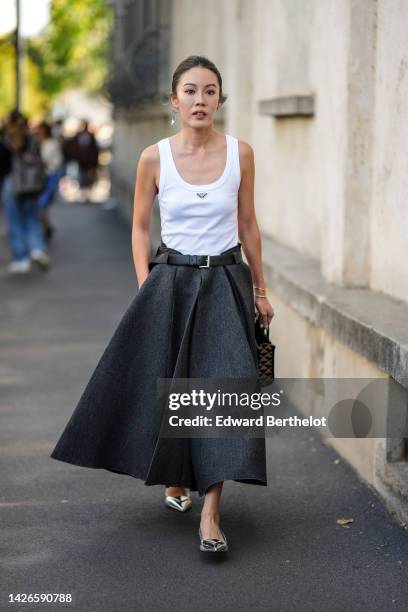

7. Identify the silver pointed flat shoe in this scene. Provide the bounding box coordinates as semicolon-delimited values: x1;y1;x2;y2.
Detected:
199;527;228;553
165;488;192;513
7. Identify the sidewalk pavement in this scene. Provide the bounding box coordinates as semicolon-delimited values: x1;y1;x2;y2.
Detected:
1;198;408;612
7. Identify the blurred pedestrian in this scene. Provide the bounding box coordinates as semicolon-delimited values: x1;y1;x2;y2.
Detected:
36;121;64;242
2;110;51;274
72;119;99;203
0;119;12;194
51;119;64;141
51;119;69;177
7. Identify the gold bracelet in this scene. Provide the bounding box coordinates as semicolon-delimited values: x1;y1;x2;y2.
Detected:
253;285;268;293
253;290;268;297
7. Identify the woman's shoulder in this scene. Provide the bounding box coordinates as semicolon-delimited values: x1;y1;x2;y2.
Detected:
235;138;254;171
137;142;162;190
235;137;253;155
226;133;253;156
139;142;161;166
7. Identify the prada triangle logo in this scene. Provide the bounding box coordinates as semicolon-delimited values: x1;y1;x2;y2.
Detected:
196;193;208;199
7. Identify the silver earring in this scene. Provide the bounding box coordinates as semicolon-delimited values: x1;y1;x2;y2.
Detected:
170;108;177;126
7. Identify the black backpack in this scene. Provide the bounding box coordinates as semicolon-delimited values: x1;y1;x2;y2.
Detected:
11;136;46;197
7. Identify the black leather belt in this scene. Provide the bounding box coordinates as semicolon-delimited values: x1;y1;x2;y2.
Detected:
149;243;243;269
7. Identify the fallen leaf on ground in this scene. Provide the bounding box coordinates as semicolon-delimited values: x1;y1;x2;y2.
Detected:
336;517;354;525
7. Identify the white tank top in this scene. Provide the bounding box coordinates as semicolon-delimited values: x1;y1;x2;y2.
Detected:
156;134;241;255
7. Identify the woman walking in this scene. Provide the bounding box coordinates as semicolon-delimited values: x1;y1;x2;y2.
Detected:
36;121;64;242
50;55;274;554
2;111;51;274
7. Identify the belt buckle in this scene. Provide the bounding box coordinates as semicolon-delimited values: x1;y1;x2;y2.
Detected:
199;255;211;268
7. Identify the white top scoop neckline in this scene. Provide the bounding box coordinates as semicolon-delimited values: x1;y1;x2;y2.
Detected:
164;134;232;191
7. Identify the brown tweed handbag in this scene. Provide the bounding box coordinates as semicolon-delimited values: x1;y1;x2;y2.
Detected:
254;312;275;387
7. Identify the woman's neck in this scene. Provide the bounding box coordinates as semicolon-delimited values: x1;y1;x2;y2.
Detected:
174;127;219;151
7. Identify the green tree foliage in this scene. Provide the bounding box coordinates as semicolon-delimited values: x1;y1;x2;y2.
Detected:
0;34;52;118
0;33;16;115
0;0;113;118
30;0;113;97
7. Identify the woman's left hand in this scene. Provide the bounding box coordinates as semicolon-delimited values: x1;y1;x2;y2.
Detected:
255;296;275;328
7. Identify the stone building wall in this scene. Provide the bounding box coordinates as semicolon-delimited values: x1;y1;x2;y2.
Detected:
109;0;408;521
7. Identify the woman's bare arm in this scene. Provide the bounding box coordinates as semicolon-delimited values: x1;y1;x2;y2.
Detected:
131;144;159;288
237;141;266;287
237;140;274;325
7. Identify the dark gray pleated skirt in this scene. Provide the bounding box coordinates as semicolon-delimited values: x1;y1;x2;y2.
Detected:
50;241;267;496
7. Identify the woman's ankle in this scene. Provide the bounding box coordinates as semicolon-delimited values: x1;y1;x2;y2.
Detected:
200;514;223;540
200;510;220;523
166;485;187;496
